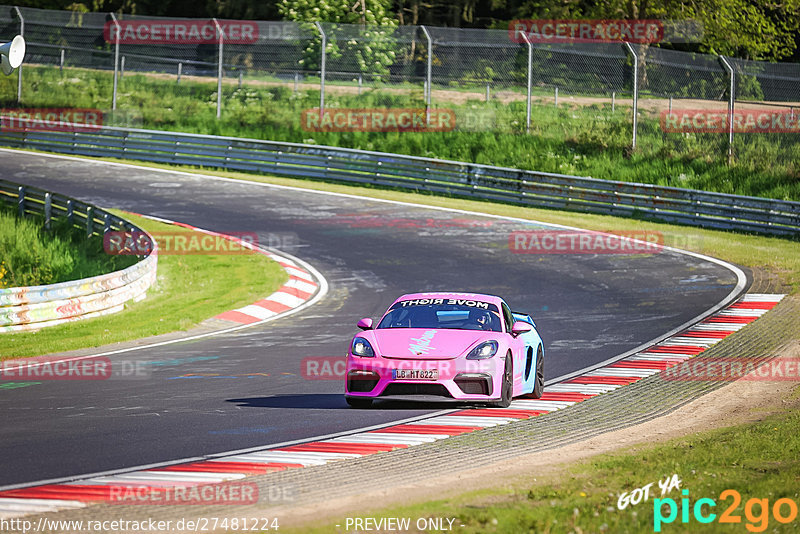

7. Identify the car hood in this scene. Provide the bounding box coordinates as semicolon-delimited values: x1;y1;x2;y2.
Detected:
372;328;491;360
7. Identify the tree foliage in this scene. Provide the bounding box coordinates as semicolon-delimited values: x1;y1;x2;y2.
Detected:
278;0;398;77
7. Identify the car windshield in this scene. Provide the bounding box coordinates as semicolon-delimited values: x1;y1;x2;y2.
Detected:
377;299;502;332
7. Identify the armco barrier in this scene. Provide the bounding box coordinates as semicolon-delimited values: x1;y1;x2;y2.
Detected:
0;179;157;332
0;123;799;236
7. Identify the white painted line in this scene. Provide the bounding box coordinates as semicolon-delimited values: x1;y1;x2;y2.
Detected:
584;368;661;378
420;416;515;427
326;434;438;445
544;383;622;394
214;454;327;467
268;291;307;308
226;450;361;462
286;266;316;282
691;323;746;331
74;471;244;484
232;305;276;321
0;497;86;518
661;337;720;346
625;354;691;362
283;278;318;294
510;400;575;410
718;309;767;317
636;351;700;359
739;294;785;302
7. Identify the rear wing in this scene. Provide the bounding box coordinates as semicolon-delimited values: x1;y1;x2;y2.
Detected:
512;311;535;327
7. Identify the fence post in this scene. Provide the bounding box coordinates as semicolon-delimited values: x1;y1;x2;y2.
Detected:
177;62;182;83
17;186;25;217
315;22;326;121
13;6;23;103
624;42;639;150
420;25;432;126
86;206;93;238
719;55;735;161
110;13;120;110
44;193;52;230
521;33;533;134
213;18;224;119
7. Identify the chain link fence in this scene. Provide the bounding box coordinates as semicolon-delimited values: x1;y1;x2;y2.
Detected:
0;5;798;167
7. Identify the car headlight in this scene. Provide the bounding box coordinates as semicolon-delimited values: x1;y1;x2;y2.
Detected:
351;337;375;357
466;340;498;360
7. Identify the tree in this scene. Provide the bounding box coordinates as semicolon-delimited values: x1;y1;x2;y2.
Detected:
278;0;399;78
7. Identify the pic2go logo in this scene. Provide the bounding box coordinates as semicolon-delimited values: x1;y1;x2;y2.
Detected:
654;489;799;532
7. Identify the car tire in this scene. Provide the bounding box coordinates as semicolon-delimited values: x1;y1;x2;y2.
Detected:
492;354;513;408
531;345;544;399
345;396;372;409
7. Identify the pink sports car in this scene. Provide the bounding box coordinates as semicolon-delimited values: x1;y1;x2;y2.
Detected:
344;292;545;408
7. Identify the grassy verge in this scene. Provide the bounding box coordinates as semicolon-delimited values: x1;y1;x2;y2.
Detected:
0;203;136;287
293;386;800;534
0;211;287;359
1;66;798;200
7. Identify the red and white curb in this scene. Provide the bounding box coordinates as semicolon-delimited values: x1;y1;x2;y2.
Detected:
0;293;785;518
133;214;323;327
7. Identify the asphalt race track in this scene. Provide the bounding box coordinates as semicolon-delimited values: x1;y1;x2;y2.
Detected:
0;151;746;487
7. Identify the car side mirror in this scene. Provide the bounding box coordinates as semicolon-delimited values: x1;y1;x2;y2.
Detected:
511;320;532;336
357;317;373;330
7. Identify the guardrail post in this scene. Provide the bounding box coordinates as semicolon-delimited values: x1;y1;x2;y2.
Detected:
624;42;639;150
719;55;735;162
420;26;432;126
66;199;74;225
213;18;224;119
13;6;23;103
44;192;52;230
315;22;326;121
520;33;533;134
86;206;93;237
103;212;111;233
110;13;120;110
17;186;25;217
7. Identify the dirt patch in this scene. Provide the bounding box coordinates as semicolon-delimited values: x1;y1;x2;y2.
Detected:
273;340;800;529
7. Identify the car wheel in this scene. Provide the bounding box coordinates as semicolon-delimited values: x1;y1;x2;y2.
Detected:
345;396;372;409
531;345;544;399
492;354;513;408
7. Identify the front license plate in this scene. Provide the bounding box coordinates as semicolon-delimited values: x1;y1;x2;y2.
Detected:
392;369;439;380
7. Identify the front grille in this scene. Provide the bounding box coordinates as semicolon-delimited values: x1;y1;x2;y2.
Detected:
454;376;491;396
347;375;378;393
382;383;451;397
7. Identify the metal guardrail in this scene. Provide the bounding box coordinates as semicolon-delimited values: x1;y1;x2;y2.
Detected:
0;178;157;332
0;124;798;236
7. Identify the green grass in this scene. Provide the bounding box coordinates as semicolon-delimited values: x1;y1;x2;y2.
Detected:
0;203;136;288
291;388;800;534
0;211;287;359
2;66;799;201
